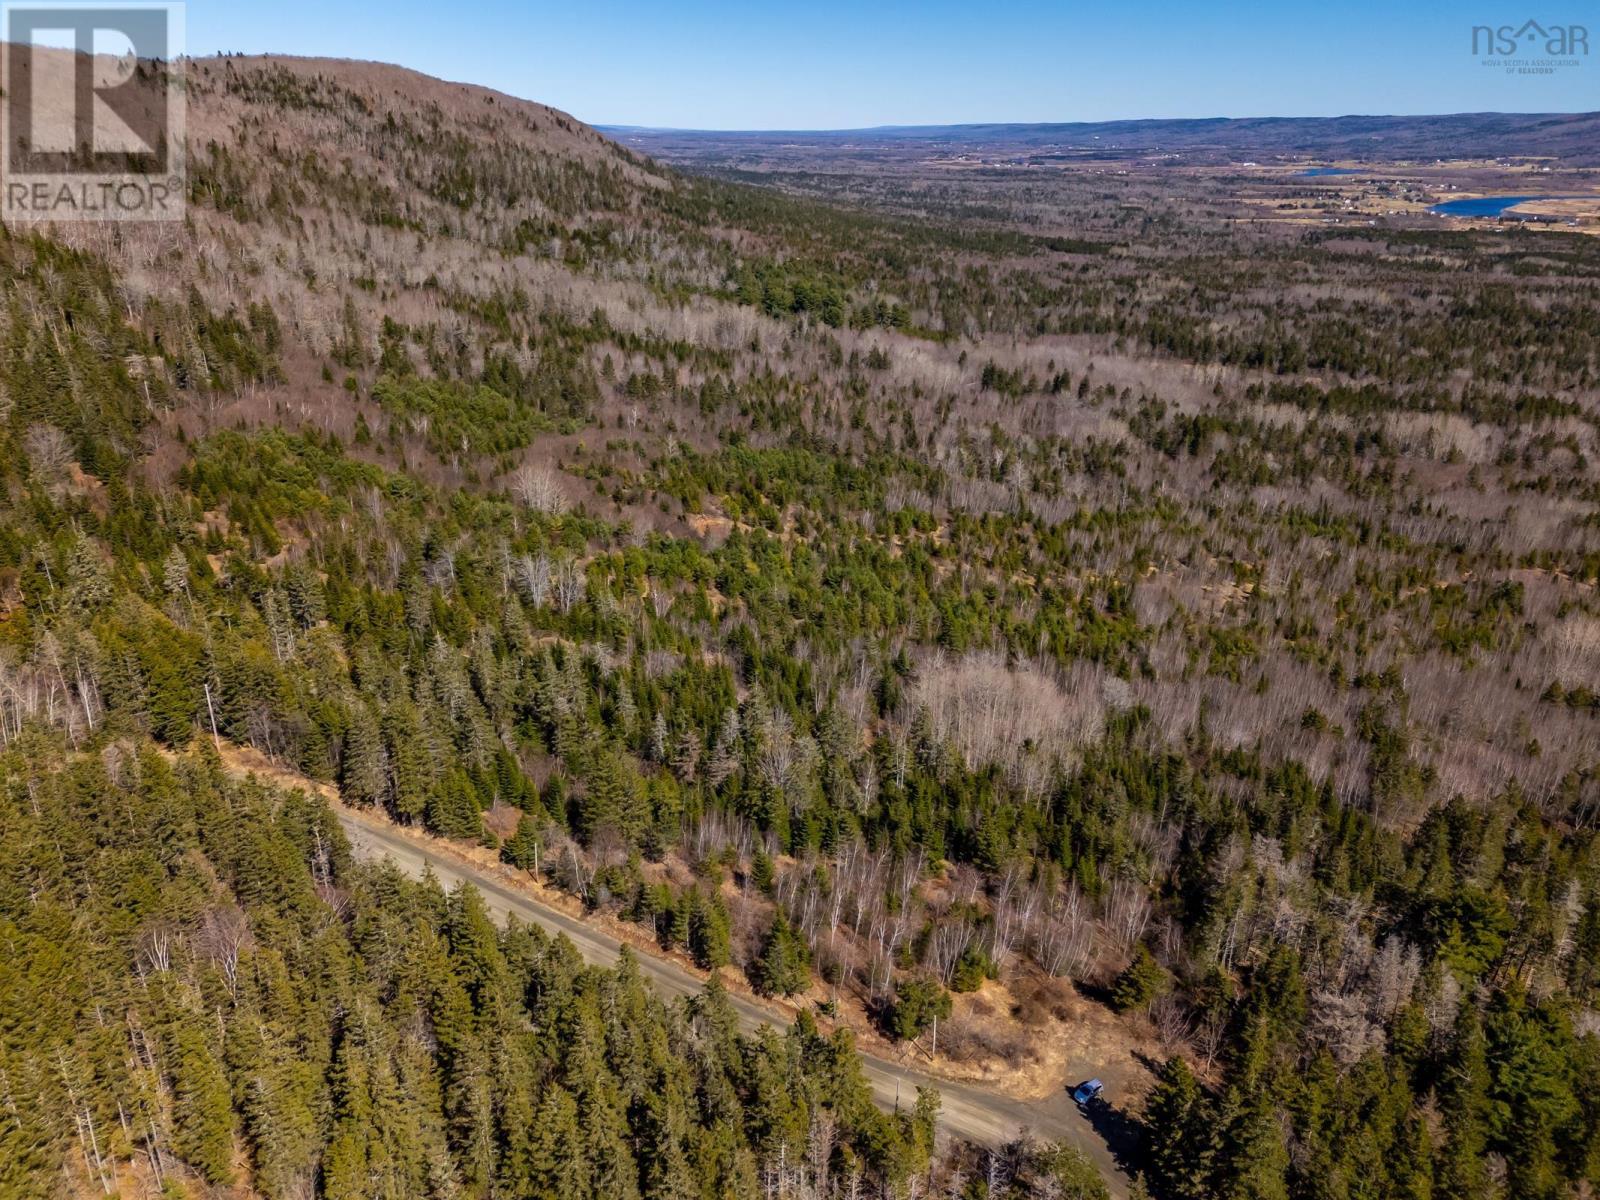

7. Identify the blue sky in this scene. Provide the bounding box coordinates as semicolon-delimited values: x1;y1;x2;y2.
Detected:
188;0;1598;129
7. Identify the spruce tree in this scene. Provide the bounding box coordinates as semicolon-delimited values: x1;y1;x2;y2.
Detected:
1218;1085;1290;1200
1111;944;1170;1013
340;702;387;807
170;1023;235;1185
887;975;951;1042
527;1085;590;1199
1142;1056;1216;1200
502;811;542;872
1438;1006;1492;1200
688;888;733;970
753;914;812;997
427;768;484;841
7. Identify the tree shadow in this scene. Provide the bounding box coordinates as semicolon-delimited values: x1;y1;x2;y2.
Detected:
1078;1096;1144;1174
1132;1049;1168;1076
1073;978;1119;1009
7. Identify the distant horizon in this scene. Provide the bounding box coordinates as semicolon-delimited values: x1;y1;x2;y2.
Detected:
594;109;1600;136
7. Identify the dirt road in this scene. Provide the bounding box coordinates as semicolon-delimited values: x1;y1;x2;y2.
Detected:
338;808;1131;1195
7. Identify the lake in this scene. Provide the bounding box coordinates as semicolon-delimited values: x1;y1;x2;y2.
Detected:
1429;195;1572;217
1298;167;1359;177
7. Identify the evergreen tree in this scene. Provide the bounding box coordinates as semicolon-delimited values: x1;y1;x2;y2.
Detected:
170;1022;235;1185
887;975;952;1043
1218;1085;1290;1200
527;1085;590;1199
341;702;387;807
502;810;542;871
753;914;812;997
1439;1006;1492;1200
688;888;732;970
65;534;112;611
576;747;647;844
427;768;484;841
1035;1139;1112;1200
1484;987;1579;1198
1142;1056;1216;1200
383;699;433;821
750;845;776;895
1112;944;1170;1013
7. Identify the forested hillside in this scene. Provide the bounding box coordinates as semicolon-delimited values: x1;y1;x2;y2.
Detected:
2;52;1599;1200
2;740;979;1199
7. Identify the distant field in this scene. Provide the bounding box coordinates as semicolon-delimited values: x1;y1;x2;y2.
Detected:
605;110;1600;167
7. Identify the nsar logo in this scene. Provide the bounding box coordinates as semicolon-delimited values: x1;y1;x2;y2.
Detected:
1472;18;1588;74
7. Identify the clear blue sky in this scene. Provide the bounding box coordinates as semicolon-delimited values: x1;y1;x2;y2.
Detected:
188;0;1598;129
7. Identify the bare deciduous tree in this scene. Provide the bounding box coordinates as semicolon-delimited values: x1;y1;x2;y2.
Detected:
510;462;568;514
195;905;254;997
25;423;74;499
